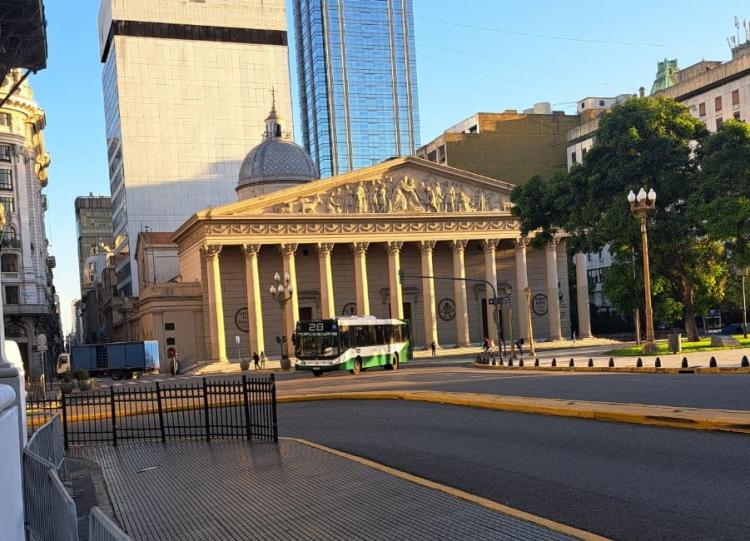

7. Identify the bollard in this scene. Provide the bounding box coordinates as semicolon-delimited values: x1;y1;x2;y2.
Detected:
608;357;615;367
588;358;594;367
508;358;513;367
709;356;717;368
519;358;524;367
655;357;661;368
742;356;749;368
534;357;540;367
636;357;643;368
569;358;575;367
551;358;557;367
681;357;689;368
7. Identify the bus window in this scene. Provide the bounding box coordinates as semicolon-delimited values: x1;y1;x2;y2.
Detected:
355;326;368;347
393;325;402;342
339;326;350;349
368;326;377;346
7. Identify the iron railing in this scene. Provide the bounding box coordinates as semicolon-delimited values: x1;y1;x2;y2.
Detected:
27;375;278;448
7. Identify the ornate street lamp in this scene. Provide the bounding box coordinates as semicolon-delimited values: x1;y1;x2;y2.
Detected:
269;272;294;362
628;187;657;353
524;287;536;357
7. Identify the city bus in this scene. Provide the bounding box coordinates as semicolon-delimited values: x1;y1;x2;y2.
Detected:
294;316;412;376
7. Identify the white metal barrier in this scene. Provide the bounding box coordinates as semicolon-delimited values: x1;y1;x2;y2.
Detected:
89;507;133;541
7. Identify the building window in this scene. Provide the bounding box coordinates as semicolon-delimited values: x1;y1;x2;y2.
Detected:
1;253;17;272
0;169;12;190
581;147;588;160
734;112;742;121
599;100;605;106
715;96;722;112
5;286;19;305
716;117;724;129
571;151;577;164
166;337;176;346
0;145;10;161
0;113;11;128
698;102;706;117
732;89;740;106
0;196;14;212
165;322;175;331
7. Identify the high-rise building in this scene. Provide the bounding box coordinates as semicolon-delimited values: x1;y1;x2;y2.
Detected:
98;0;293;295
293;0;420;177
74;195;112;292
0;70;62;378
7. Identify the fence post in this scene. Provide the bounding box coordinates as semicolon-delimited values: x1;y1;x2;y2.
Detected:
270;374;278;442
110;387;117;447
202;378;210;441
156;382;166;443
61;391;69;450
241;375;251;441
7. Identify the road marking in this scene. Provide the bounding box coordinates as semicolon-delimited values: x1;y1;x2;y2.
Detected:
288;437;607;541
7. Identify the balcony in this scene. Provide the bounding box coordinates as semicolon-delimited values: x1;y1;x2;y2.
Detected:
1;271;20;281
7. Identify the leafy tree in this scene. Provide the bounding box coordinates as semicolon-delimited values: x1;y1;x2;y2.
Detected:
511;96;727;340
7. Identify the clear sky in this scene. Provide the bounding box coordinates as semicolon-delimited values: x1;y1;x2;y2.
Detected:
29;0;749;334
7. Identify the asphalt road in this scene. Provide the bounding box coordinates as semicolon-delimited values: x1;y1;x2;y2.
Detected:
101;363;750;410
278;400;750;541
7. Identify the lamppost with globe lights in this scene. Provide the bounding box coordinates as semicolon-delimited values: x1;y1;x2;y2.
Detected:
628;187;657;353
269;272;294;364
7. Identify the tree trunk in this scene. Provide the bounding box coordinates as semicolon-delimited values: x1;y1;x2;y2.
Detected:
681;273;700;342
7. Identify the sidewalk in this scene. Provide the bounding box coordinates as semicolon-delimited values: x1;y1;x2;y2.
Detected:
71;439;590;541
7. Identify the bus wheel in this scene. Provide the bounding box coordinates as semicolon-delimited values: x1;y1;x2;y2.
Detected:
350;357;362;376
392;353;399;370
111;369;126;381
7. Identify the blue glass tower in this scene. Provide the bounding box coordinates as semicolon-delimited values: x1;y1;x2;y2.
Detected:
294;0;420;177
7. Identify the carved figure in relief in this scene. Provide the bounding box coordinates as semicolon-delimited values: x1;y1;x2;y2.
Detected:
374;182;388;213
392;184;408;211
458;190;473;212
355;183;368;213
477;192;486;211
424;182;439;212
444;184;457;212
300;195;322;213
326;188;344;213
398;176;422;210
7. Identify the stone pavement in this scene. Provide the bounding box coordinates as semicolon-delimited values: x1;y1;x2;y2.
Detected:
71;439;580;541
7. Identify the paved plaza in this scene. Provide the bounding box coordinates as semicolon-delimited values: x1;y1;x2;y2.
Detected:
72;439;578;541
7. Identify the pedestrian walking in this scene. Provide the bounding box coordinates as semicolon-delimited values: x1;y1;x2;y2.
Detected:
430;341;437;358
515;337;524;356
253;351;261;370
483;337;490;354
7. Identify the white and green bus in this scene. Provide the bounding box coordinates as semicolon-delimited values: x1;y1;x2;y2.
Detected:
294;316;412;376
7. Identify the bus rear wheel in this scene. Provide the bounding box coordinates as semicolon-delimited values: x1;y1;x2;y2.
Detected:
350;357;362;375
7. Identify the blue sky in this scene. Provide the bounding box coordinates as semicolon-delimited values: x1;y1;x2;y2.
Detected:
29;0;748;333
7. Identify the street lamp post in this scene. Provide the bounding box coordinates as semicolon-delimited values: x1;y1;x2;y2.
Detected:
628;187;657;354
269;272;294;365
524;287;536;357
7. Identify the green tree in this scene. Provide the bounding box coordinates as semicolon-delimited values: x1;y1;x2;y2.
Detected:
511;96;727;341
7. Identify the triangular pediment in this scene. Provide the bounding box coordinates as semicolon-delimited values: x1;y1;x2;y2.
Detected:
204;157;515;218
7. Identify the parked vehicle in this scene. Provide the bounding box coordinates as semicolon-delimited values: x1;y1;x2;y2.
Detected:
59;341;160;380
718;323;745;336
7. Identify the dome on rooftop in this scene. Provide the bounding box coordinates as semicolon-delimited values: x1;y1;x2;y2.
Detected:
237;102;318;200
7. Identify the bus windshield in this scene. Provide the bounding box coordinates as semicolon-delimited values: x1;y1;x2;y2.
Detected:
294;332;339;359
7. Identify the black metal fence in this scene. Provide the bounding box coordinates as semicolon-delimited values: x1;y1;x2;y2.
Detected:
26;375;278;448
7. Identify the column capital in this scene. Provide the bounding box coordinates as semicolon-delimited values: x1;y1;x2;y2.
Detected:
240;244;262;256
203;243;222;256
482;239;500;252
386;241;404;254
280;243;298;256
515;237;529;250
317;242;335;256
450;239;468;254
418;240;437;254
351;241;370;255
547;238;559;250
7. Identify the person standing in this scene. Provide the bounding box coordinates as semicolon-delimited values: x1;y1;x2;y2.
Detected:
253;351;261;370
430;341;437;358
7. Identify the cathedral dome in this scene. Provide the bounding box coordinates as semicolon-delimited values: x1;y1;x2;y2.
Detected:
237;102;318;200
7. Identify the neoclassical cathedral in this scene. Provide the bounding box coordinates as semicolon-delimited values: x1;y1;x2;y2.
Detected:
166;106;592;363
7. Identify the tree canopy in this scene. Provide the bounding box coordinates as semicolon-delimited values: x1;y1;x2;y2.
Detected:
511;96;731;340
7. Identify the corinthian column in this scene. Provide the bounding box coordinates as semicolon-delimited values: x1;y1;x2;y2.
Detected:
575;252;593;339
483;239;500;345
352;242;370;315
204;244;227;362
318;243;335;319
281;243;299;355
242;244;264;358
419;240;438;348
451;240;470;346
515;239;530;341
546;240;563;341
387;241;404;319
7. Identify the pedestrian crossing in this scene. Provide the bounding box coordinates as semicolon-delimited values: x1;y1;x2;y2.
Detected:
95;375;197;388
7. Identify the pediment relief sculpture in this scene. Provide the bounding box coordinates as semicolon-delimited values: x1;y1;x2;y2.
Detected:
269;175;513;215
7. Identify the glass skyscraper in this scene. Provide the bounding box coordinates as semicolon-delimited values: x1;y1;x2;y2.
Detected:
294;0;420;177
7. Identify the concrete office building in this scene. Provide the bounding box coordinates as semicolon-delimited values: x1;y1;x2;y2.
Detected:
417;104;579;186
293;0;420;177
98;0;294;295
74;195;112;292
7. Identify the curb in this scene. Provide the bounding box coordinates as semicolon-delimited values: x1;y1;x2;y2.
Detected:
472;362;750;374
277;391;750;435
288;437;608;541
